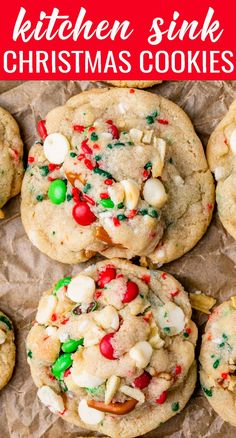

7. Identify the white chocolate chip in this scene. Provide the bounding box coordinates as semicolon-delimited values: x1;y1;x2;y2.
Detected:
43;133;70;164
121;179;140;210
83;321;106;347
67;275;95;303
72;371;105;388
105;375;121;404
36;295;57;325
78;399;105;425
142;130;154;144
128;296;150;316
154;302;185;335
129;341;153;368
120;385;145;404
143;178;168;208
152;138;166;177
129;128;143;143
37;386;64;413
0;329;6;344
45;326;58;337
149;326;165;349
118;102;128;114
214;166;225;181
94;305;119;331
108;182;125;205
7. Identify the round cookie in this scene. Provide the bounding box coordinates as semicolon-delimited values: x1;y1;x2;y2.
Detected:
104;81;162;88
26;259;197;438
200;297;236;426
0;311;16;390
207;99;236;239
0;107;24;217
21;88;214;264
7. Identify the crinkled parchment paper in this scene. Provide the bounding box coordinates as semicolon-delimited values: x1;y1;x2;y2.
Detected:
0;80;236;438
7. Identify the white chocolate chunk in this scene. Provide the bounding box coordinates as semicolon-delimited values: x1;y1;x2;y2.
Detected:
83;322;105;347
128;296;150;316
142;130;154;144
36;295;57;325
105;375;121;404
129;128;143;143
78;399;105;425
143;178;168;208
152;138;166;177
129;341;153;368
67;275;95;303
149;326;165;349
43;133;70;164
121;179;140;209
120;385;145;404
230;128;236;154
214;166;225;181
71;371;105;388
0;329;7;344
37;386;64;413
45;326;58;337
108;182;125;205
94;305;119;331
154;302;185;335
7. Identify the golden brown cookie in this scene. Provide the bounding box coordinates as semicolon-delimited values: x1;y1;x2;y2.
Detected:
0;311;16;390
104;81;162;88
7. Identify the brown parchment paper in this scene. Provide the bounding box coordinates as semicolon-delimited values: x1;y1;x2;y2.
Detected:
1;79;236;438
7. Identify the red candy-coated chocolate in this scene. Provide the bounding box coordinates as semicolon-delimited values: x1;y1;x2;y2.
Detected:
133;372;151;389
37;120;48;140
156;390;167;404
73;125;85;132
98;266;116;288
99;333;116;360
122;281;139;303
72;202;96;226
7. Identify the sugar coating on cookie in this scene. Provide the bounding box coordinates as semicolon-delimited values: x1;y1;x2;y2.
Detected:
0;311;16;390
21;88;214;264
0;107;24;216
105;81;162;88
26;259;197;437
207;99;236;240
200;298;236;426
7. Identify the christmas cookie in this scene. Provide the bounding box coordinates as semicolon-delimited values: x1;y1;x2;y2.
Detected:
26;259;197;437
0;311;16;390
207;99;236;240
21;88;214;264
0;107;24;218
104;81;162;88
200;297;236;426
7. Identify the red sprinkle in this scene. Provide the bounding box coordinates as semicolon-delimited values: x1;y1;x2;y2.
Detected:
158;119;169;125
88;126;95;132
156;391;167;404
64;368;71;378
72;187;80;203
55;165;61;170
51;313;57;322
48;176;55;181
221;372;228;380
185;327;192;335
81;140;92;155
73;125;85;132
141;275;151;284
113;217;120;227
129;89;135;94
83;194;95;206
93;143;100;150
28;156;35;164
77;153;85;161
174;365;182;376
48;163;56;171
127;209;137;219
171;289;180;298
106;120;113;125
143;312;153;322
161;272;167;280
95;290;102;299
116;274;124;279
104;179;113;185
61;318;69;325
37;120;48;140
49;374;56;381
207;203;213;210
84;158;94;170
100;192;109;199
143;169;149;179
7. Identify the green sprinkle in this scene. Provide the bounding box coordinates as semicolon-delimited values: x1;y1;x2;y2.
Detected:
83;183;91;194
66;194;73;201
117;214;126;221
219;342;225;348
183;332;189;338
171;402;179;412
117;202;124;209
35;140;43;145
54;277;72;294
139;209;148;216
107;143;113;149
40;165;49;176
93;168;112;179
146;115;154;125
213;359;220;369
100;198;114;209
140;294;144;299
90;132;98;141
60;381;68;392
163;327;170;333
70;152;77;158
0;315;12;330
27;350;33;359
168;157;173;164
222;333;228;340
203;387;212;397
114;142;125;147
127;141;134;145
95;154;102;161
52;231;56;235
149;209;159;218
144;161;152;169
36;194;44;202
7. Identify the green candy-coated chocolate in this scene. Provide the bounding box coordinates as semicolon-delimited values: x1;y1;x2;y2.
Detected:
48;179;67;205
62;338;84;353
54;276;72;294
100;198;114;209
51;353;73;380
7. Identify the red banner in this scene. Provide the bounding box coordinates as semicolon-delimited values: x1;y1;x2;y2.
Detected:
0;0;235;79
